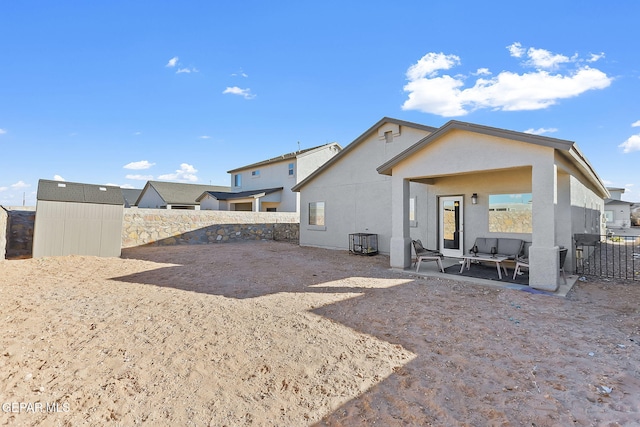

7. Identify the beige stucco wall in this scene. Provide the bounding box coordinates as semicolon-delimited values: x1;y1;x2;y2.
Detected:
136;185;165;209
230;144;340;213
298;125;432;253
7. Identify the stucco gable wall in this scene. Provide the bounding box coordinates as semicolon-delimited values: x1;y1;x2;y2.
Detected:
298;125;431;252
296;145;341;184
392;129;551;179
137;186;165;209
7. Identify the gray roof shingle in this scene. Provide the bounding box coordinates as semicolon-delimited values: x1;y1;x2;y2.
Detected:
37;179;124;205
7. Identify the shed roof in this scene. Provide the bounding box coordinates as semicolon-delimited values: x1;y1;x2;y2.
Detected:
227;142;341;174
37;180;124;205
197;187;283;202
137;181;231;206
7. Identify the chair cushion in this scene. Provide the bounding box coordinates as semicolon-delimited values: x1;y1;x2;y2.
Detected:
474;238;497;254
497;238;524;258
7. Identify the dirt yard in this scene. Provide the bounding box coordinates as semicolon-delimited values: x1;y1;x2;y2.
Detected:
1;241;639;426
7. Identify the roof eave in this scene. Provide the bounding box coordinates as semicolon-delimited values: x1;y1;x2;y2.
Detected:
292;117;437;191
377;120;576;176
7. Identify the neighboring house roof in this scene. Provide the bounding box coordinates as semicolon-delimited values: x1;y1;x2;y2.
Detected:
227;142;342;174
121;188;142;207
197;187;283;201
37;179;124;205
292;117;437;192
605;199;634;206
375;119;609;199
136;181;231;206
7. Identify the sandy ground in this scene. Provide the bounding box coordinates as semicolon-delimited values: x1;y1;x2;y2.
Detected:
1;241;639;426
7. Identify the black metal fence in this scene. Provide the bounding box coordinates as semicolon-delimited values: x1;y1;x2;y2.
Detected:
574;233;640;281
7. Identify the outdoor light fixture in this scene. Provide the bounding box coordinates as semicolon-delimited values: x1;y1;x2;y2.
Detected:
471;193;478;204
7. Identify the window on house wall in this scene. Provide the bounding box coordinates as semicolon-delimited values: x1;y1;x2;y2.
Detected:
288;163;294;176
604;210;613;222
309;201;325;226
234;174;242;187
266;207;277;212
252;170;260;177
409;197;417;227
488;193;532;233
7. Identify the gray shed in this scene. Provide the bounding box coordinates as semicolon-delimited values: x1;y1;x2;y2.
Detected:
33;180;124;258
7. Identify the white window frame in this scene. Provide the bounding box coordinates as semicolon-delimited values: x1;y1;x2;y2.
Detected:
308;201;326;230
409;197;417;227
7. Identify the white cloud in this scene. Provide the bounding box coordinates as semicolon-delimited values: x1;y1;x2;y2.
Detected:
11;181;30;189
125;174;154;181
158;163;199;182
0;128;6;134
166;56;179;67
632;120;640;127
133;131;142;135
473;68;491;76
507;42;525;58
406;52;460;80
124;160;155;170
199;135;211;139
53;175;65;181
0;186;7;192
523;127;558;135
120;184;135;189
402;44;613;117
587;52;605;63
619;134;640;153
223;86;256;100
525;47;571;69
176;67;198;74
231;69;249;78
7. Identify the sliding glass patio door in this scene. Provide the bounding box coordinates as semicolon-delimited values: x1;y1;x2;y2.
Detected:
439;196;464;257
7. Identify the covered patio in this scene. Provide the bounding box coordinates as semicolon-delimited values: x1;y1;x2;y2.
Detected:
377;121;609;292
407;254;576;297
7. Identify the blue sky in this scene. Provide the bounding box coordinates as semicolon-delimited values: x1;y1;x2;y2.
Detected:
1;1;639;206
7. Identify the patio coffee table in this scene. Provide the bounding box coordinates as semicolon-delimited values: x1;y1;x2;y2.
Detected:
460;254;509;280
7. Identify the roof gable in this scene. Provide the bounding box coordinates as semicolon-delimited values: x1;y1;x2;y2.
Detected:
138;181;231;206
377;120;575;176
197;187;283;201
227;143;341;174
292;117;437;192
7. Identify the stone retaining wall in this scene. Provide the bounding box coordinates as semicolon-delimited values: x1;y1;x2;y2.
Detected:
122;209;300;248
1;207;300;258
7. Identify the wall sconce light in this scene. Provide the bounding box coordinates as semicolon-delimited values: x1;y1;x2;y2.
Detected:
471;193;478;204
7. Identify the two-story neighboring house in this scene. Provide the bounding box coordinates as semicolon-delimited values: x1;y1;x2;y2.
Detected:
604;187;635;229
206;143;341;213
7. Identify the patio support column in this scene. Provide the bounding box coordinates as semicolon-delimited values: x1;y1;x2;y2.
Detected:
390;175;411;269
253;197;260;212
529;162;560;291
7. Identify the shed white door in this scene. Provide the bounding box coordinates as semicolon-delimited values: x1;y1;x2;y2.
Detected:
439;196;464;257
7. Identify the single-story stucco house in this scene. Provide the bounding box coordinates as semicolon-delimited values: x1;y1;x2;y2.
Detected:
136;181;231;210
292;117;609;291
